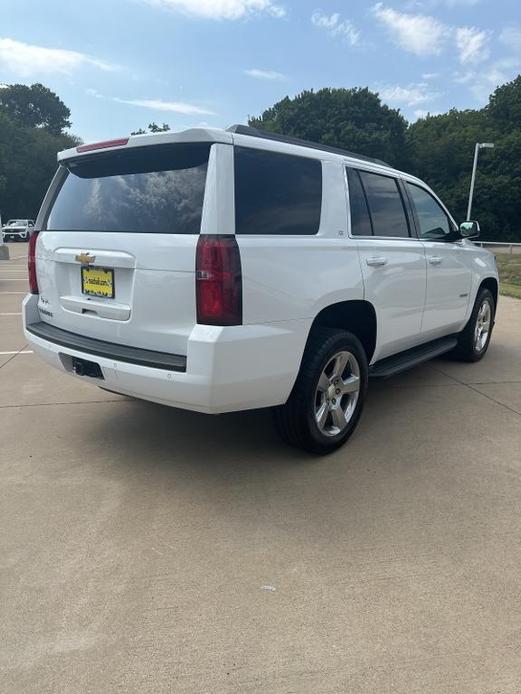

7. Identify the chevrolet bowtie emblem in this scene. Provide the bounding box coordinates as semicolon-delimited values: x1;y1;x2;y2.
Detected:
75;252;96;265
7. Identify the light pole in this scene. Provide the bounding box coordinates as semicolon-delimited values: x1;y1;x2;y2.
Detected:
467;142;494;220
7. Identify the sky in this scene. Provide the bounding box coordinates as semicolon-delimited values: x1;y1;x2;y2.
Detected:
1;0;521;142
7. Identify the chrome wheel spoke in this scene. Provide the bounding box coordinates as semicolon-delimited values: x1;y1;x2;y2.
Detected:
330;406;347;431
317;372;330;393
315;401;329;431
331;352;349;380
341;374;360;394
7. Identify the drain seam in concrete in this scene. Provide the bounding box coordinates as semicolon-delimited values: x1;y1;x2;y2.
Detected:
430;365;521;418
0;344;30;372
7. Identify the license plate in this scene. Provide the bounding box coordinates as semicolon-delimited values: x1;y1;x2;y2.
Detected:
81;267;115;299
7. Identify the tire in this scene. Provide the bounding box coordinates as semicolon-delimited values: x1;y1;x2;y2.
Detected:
273;328;368;455
452;288;495;362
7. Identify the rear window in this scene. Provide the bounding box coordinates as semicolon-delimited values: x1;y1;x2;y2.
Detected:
46;143;211;234
346;168;372;237
358;171;410;238
234;146;322;235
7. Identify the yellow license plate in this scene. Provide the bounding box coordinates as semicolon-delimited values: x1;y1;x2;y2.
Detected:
81;267;115;299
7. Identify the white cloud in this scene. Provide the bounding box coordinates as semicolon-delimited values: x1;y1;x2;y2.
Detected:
405;0;479;7
413;108;441;119
372;5;492;68
244;68;285;80
372;4;447;56
422;72;439;79
453;58;521;101
113;97;215;115
499;26;521;53
85;87;102;98
311;11;360;46
378;82;440;106
141;0;285;20
0;37;115;77
444;0;480;4
456;26;489;64
85;88;215;115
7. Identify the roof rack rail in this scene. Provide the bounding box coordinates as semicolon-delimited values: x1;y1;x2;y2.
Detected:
226;124;390;168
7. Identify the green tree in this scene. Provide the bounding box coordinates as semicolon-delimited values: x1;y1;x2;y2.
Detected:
487;75;521;131
0;83;79;219
0;112;79;219
406;78;521;240
249;87;409;168
131;122;171;135
0;83;71;134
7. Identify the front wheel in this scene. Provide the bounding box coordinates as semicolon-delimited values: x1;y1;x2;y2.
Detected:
452;288;495;362
274;328;368;455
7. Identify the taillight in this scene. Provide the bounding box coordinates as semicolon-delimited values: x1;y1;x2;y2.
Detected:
28;232;39;295
196;235;242;326
76;138;129;153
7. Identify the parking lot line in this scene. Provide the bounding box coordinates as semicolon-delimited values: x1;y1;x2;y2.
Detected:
0;312;22;316
0;278;27;281
0;350;33;355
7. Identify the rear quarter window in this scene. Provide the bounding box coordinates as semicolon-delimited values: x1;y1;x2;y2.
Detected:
46;143;211;234
347;168;373;237
234;146;322;235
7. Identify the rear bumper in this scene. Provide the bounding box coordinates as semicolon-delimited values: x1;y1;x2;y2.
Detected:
23;294;310;414
26;321;187;372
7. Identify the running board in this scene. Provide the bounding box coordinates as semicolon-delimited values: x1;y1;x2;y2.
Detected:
369;336;458;379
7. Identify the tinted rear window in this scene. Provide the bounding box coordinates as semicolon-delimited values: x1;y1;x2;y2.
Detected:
234;147;322;235
347;168;372;237
358;171;410;238
46;143;211;234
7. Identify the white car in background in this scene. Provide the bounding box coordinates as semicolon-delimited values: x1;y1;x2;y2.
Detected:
0;214;7;259
2;219;35;242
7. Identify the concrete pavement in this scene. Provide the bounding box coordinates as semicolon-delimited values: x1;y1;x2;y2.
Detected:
1;242;521;693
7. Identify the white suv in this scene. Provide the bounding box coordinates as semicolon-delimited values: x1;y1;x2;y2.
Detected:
3;219;35;242
23;126;498;454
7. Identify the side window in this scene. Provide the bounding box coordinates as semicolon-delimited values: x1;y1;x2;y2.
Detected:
406;183;452;241
346;168;372;236
358;171;410;238
234;147;322;235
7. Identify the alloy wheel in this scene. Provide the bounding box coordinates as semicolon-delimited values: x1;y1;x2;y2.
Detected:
314;350;360;437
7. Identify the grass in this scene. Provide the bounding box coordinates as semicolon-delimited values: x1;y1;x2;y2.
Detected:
495;254;521;299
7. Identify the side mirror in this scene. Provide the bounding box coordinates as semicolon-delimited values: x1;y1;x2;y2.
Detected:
459;220;480;239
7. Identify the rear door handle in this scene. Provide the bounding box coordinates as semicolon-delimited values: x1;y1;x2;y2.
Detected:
428;256;443;265
366;256;388;267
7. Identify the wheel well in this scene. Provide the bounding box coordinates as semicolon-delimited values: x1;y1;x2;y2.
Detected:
479;277;498;306
310;300;377;363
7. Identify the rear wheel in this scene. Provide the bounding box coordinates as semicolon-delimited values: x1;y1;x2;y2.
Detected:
452;288;495;362
274;328;368;455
